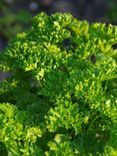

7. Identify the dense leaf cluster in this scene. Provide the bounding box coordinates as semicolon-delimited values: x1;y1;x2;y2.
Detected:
0;12;117;155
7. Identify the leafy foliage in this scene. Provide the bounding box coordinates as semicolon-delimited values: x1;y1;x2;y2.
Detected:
0;12;117;155
0;103;43;155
